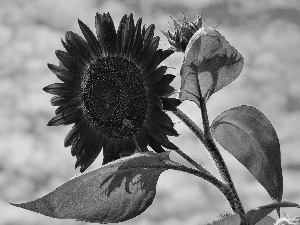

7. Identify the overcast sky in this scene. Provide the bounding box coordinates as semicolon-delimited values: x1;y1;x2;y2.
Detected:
0;0;300;224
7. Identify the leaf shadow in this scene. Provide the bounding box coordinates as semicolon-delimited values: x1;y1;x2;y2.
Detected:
100;161;162;196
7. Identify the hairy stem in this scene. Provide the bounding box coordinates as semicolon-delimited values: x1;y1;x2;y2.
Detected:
165;163;226;194
172;108;205;142
173;148;212;176
173;107;245;215
165;162;246;220
204;138;245;215
198;92;245;215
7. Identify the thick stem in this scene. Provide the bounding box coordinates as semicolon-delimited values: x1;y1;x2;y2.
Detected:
173;107;245;215
165;162;245;220
204;138;245;215
198;92;245;215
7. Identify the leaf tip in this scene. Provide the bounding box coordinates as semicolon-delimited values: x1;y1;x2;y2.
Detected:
10;198;57;218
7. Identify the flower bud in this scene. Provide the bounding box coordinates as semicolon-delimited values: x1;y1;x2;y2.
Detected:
161;13;202;52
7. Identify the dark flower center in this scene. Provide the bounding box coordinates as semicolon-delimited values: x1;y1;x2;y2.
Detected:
81;56;148;138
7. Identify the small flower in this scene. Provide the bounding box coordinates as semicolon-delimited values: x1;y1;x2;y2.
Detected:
44;13;181;172
161;13;203;52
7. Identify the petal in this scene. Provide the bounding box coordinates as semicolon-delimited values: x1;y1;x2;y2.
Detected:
47;107;82;126
55;100;81;115
123;13;135;58
129;18;143;61
147;92;163;110
72;137;84;158
144;66;167;85
73;124;99;160
79;148;102;172
156;85;175;97
158;124;179;137
145;120;178;150
43;83;78;96
116;14;128;56
122;136;135;154
50;96;80;106
141;48;164;78
138;36;160;68
147;104;174;128
149;74;176;90
47;63;75;83
64;31;95;66
158;49;174;63
147;104;178;136
112;138;123;161
95;13;106;56
148;136;165;153
161;98;182;111
95;13;116;56
78;19;102;57
143;24;155;45
79;139;103;172
70;123;90;157
133;24;155;64
64;123;82;147
135;127;150;150
103;13;117;55
55;50;84;76
77;132;104;172
102;138;116;165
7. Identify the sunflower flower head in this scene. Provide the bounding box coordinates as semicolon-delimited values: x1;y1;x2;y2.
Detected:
44;13;181;172
161;13;203;52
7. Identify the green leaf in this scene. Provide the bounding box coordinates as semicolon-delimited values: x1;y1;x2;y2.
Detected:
259;201;300;209
206;213;241;225
244;201;300;225
211;105;283;202
245;209;274;225
180;26;244;104
11;152;172;223
255;216;276;225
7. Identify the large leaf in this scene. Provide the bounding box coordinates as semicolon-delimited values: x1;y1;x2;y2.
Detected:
211;105;283;202
11;152;173;223
244;201;300;225
254;216;276;225
240;216;276;225
180;26;244;104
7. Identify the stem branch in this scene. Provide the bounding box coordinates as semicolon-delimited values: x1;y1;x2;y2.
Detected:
173;148;212;177
165;162;245;219
173;106;245;215
204;138;245;215
165;163;226;194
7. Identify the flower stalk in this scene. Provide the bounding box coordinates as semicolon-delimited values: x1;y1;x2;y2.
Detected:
172;108;205;142
198;88;245;215
173;148;211;176
173;106;245;215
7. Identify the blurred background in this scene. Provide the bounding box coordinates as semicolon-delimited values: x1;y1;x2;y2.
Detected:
1;0;300;224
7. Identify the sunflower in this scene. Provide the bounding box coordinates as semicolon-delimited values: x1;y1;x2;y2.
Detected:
44;12;181;172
